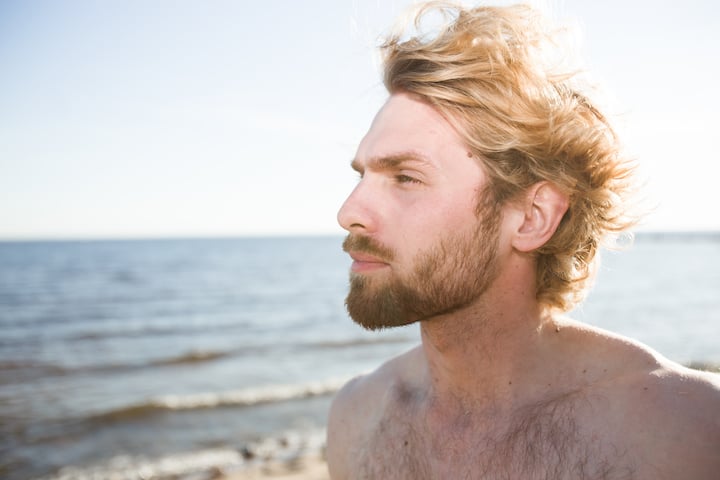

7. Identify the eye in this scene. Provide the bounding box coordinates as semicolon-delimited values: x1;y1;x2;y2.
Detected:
395;174;422;184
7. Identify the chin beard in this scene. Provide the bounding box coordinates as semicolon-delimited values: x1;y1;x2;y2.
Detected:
345;273;424;330
343;204;501;331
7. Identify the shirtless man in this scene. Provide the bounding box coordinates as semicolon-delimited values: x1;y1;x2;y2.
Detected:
327;3;720;479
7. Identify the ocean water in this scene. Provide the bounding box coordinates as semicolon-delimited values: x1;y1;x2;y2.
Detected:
0;234;718;479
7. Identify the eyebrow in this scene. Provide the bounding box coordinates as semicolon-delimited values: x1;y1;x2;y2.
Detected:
350;152;432;174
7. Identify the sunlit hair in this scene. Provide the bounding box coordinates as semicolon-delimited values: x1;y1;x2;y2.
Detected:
381;1;639;312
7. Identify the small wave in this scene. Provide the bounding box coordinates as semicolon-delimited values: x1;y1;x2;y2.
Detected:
310;336;415;349
34;428;327;480
0;360;69;382
687;361;720;373
1;349;234;384
151;350;230;366
67;327;179;341
0;360;61;372
636;231;720;243
92;377;349;423
36;448;245;480
64;319;252;342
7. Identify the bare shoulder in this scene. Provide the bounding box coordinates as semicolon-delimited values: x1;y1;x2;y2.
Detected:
623;361;720;476
326;346;423;479
558;318;720;477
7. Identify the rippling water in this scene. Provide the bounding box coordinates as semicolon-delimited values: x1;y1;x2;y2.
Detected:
0;234;718;479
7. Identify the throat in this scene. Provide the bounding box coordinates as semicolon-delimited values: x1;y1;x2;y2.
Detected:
418;309;562;407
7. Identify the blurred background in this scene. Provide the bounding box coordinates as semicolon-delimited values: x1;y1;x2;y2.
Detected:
1;1;718;479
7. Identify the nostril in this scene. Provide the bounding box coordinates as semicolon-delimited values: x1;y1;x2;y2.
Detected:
337;214;365;233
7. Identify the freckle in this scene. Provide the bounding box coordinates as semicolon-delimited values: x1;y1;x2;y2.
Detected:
643;387;648;391
404;440;409;447
508;381;512;385
582;369;587;374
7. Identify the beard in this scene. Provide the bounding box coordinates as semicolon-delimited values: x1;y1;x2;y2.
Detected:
343;195;502;331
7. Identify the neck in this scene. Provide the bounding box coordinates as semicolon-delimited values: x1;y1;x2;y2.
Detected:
418;258;558;414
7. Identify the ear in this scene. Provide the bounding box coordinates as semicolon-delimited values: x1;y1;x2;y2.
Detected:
511;182;569;253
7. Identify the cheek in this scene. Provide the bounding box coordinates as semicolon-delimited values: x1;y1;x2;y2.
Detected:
401;199;477;251
436;194;481;229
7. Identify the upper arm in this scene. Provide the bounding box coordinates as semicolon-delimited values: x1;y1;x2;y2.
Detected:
677;370;720;465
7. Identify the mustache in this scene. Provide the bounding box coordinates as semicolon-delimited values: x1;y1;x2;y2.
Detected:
342;235;396;262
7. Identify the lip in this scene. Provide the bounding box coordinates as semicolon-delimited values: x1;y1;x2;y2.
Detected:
348;251;390;273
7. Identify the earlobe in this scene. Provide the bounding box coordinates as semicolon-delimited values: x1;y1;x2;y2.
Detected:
512;182;569;252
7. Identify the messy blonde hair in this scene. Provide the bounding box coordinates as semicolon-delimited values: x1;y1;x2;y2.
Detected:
382;2;638;311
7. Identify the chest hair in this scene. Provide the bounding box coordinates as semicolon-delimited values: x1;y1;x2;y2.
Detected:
353;390;635;480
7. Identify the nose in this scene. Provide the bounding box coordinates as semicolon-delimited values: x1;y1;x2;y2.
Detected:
337;181;375;234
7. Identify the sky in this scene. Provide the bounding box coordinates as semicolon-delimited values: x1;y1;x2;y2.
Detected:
1;0;719;240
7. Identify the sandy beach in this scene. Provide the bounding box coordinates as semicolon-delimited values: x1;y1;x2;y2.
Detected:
220;454;329;480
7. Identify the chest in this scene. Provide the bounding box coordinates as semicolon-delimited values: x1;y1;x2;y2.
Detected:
350;404;636;480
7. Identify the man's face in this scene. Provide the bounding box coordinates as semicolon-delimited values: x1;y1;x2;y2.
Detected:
337;93;503;330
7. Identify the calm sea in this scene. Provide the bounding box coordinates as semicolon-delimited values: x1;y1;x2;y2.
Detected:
1;234;718;479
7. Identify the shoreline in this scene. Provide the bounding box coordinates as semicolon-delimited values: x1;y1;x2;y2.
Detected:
35;433;329;480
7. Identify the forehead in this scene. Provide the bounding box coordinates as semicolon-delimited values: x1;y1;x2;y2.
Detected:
355;92;472;169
